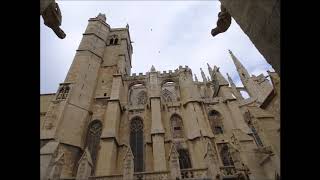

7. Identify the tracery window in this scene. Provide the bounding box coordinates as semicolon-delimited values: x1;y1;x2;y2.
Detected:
128;83;147;106
161;81;179;103
171;114;184;138
137;91;147;105
162;89;174;103
208;110;224;135
56;84;70;100
84;120;102;174
218;144;234;166
130;117;144;172
178;149;192;169
109;35;119;45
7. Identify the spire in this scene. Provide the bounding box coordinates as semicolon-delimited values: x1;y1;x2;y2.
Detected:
226;73;235;86
150;65;156;72
207;63;213;77
227;73;244;100
212;66;229;85
96;13;106;22
194;74;198;82
228;50;250;82
126;23;129;29
200;68;207;83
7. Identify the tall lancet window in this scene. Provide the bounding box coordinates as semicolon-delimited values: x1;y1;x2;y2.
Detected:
171;114;184;138
178;149;192;169
130;117;144;172
208;110;224;135
218;144;234;166
85;120;102;174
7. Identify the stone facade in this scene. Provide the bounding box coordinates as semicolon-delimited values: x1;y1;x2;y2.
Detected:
40;13;280;180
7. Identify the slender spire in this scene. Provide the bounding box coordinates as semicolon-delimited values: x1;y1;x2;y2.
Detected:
228;50;250;82
213;66;229;85
200;68;207;83
194;74;198;82
227;73;244;100
207;63;213;77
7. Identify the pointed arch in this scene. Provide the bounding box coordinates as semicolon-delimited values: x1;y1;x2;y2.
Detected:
177;149;192;169
130;117;144;172
84;120;102;174
218;144;234;166
208;110;224;135
170;114;184;138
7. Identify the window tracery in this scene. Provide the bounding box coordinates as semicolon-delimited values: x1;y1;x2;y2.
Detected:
130;117;144;172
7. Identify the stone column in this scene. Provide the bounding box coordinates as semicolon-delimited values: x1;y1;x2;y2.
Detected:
149;66;167;171
95;74;123;176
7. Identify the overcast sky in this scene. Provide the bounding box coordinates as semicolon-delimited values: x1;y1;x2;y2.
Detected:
40;1;274;95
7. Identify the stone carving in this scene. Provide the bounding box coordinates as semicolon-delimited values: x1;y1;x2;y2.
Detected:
211;5;231;37
41;0;66;39
123;146;134;180
168;143;181;180
76;148;93;180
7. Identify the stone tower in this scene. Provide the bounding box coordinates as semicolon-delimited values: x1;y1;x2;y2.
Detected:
41;14;280;180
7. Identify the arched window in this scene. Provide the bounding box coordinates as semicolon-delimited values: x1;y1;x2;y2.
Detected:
208;110;224;135
114;38;118;44
130;117;144;172
129;83;147;106
109;38;114;45
178;149;192;169
63;86;70;99
162;88;174;103
137;91;147;105
84;120;102;174
56;86;64;100
171;114;184;138
218;144;234;166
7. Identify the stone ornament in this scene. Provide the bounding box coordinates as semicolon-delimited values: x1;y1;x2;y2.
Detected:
211;5;231;37
41;0;66;39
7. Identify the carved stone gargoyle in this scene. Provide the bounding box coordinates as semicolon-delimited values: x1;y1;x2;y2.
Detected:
211;5;231;37
41;0;66;39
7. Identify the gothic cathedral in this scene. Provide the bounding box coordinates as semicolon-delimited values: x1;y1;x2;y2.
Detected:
40;13;280;180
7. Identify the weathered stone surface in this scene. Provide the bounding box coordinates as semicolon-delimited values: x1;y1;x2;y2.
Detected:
41;13;280;179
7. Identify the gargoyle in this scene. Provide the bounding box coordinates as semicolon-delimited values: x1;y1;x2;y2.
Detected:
41;1;66;39
211;5;231;37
